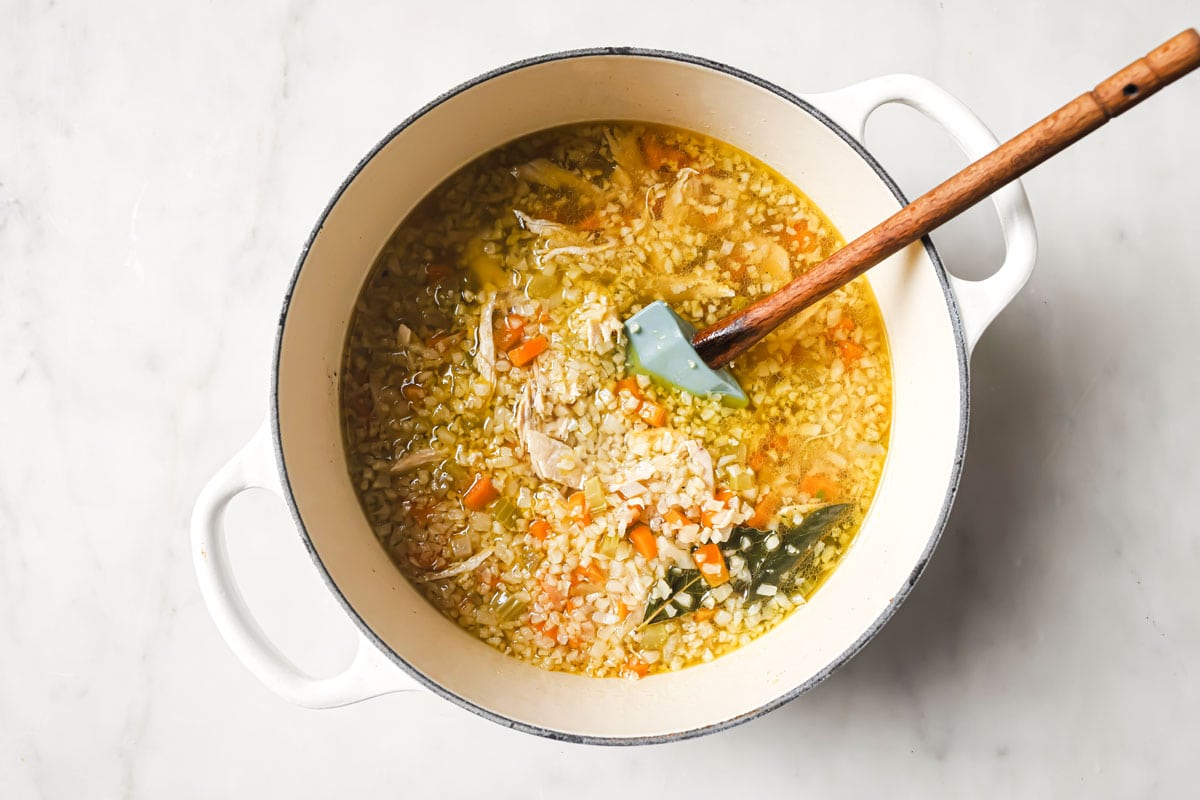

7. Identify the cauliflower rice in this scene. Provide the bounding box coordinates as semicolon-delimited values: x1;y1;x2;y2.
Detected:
340;123;892;678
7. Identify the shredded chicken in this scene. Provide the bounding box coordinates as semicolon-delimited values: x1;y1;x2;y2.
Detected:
513;209;563;236
516;383;584;489
661;167;700;225
653;275;736;302
537;244;614;264
683;439;715;490
390;448;441;473
473;291;496;391
523;429;585;489
568;292;624;356
413;547;495;581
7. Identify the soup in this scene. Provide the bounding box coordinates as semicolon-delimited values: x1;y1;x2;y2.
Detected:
340;123;892;678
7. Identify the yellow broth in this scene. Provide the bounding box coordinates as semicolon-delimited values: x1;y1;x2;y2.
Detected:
341;123;892;677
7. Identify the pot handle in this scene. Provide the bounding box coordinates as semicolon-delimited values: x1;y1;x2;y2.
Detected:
802;74;1038;353
190;420;421;708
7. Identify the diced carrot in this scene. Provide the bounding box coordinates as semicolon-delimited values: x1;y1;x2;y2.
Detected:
825;316;857;341
836;339;866;367
529;519;552;541
539;579;565;611
692;543;730;587
623;657;651;678
694;607;715;622
615;599;629;619
409;502;435;525
638;400;667;427
714;487;735;504
537;623;559;646
615;376;644;401
627;523;658;560
746;495;777;529
425;263;454;284
577;212;603;230
800;473;839;501
767;434;789;452
664;508;692;527
640;133;690;171
725;256;747;280
508;334;549;367
496;314;525;351
462;473;499;511
572;562;606;585
784;225;819;253
567;491;591;525
699;509;716;528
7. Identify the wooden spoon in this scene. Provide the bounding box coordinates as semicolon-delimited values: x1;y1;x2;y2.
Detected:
690;29;1200;369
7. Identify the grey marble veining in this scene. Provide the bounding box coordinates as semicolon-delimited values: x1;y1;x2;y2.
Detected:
2;1;1198;797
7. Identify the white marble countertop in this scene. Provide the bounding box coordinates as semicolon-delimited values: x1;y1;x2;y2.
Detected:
3;1;1199;796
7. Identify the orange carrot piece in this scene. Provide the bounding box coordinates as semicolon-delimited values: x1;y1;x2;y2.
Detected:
746;495;777;529
714;487;736;504
572;562;606;586
623;657;651;678
640;133;689;170
692;543;730;587
800;473;839;501
664;508;692;527
567;491;591;525
425;263;454;284
529;519;552;541
496;314;525;351
615;599;629;619
638;400;667;427
614;376;644;401
836;340;866;367
409;502;435;526
462;473;499;511
627;523;658;560
577;212;603;230
784;225;818;253
509;334;549;367
825;316;856;341
693;607;715;622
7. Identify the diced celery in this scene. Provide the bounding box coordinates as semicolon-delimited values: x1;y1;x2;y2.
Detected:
727;468;755;491
526;273;559;299
640;624;668;650
490;496;519;527
597;533;621;557
583;476;608;512
490;590;528;622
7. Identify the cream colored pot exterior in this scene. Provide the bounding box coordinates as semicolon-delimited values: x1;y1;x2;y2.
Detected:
192;50;1036;743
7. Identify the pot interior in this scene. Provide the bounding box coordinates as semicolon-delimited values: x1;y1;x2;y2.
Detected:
275;52;965;741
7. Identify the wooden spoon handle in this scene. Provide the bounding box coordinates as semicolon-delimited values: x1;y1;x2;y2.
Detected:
693;28;1200;369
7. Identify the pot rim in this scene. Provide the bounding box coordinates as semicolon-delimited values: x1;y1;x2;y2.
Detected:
269;46;970;745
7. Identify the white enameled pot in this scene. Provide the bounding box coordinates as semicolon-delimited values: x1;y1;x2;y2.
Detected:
191;49;1036;744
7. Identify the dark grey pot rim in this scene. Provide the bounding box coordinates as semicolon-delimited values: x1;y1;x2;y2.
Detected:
269;46;970;746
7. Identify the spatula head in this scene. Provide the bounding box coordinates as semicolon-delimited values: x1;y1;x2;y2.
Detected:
624;301;749;408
